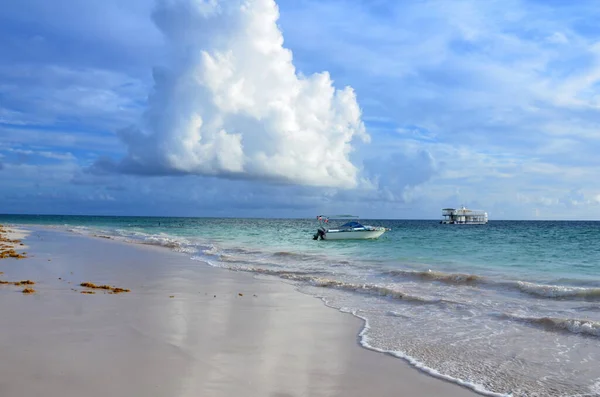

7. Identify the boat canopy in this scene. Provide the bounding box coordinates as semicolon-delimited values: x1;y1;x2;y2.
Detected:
339;221;364;228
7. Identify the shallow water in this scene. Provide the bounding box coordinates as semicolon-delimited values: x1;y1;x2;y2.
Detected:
3;215;600;396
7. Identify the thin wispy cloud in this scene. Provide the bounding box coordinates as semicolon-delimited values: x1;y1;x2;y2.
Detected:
5;148;75;161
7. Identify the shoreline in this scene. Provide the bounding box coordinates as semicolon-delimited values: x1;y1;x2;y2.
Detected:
0;225;478;397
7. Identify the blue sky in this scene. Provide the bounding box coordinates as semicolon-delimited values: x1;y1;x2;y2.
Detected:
2;0;600;219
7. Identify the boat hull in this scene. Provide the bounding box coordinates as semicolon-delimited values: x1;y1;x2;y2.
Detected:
323;229;385;240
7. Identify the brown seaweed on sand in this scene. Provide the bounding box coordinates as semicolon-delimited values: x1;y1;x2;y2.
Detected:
0;227;26;260
0;249;27;259
80;282;130;294
1;279;36;286
80;291;96;294
13;280;35;286
22;288;35;294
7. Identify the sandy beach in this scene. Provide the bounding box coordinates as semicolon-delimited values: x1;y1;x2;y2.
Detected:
0;226;478;397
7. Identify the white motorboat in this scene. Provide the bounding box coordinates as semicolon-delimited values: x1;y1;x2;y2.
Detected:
313;216;388;240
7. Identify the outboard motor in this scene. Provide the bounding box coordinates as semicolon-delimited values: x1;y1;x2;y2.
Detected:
313;228;326;240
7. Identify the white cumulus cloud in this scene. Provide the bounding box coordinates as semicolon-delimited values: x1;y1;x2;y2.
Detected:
110;0;368;188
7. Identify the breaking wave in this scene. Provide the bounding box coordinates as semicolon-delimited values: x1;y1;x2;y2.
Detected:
138;239;182;249
192;259;459;307
498;313;600;338
131;236;200;254
254;271;459;306
515;281;600;299
386;269;600;300
386;269;485;285
272;251;312;260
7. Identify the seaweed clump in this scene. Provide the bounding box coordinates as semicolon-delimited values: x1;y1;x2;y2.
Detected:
22;288;35;294
13;280;35;286
0;226;27;259
0;249;27;259
80;282;130;294
1;279;36;286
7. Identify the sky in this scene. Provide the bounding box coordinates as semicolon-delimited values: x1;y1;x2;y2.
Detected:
2;0;600;220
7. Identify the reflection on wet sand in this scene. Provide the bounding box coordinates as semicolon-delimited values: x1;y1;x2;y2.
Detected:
0;228;476;397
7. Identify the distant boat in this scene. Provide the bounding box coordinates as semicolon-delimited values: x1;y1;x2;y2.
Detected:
313;215;388;240
440;206;488;224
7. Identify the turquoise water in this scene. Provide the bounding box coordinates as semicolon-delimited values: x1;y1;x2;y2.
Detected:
3;214;600;396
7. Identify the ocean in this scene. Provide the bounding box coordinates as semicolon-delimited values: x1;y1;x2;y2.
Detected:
2;214;599;397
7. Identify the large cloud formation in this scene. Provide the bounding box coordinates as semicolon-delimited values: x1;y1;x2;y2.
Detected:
109;0;369;188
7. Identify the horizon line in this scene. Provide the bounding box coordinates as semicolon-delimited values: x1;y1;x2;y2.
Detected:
1;213;599;222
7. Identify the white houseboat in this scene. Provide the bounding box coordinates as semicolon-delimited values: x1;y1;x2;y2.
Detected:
441;206;488;224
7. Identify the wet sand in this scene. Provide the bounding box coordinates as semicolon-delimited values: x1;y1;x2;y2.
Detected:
0;227;478;397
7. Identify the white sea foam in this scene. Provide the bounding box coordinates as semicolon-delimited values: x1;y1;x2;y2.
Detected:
385;311;411;319
201;245;219;256
322;301;511;397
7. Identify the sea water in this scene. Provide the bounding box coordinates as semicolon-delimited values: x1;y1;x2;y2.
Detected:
2;215;600;397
